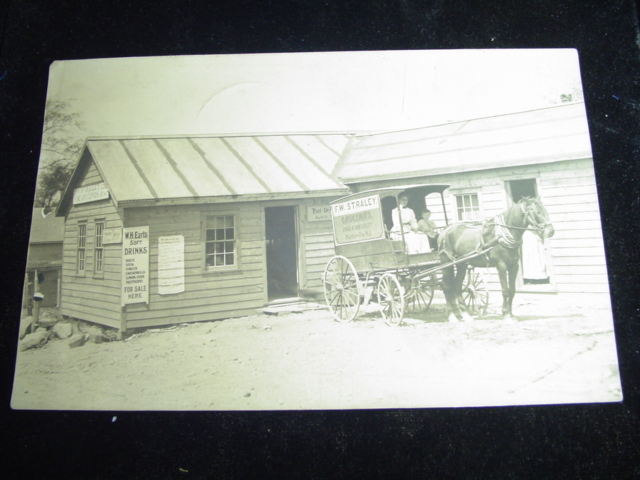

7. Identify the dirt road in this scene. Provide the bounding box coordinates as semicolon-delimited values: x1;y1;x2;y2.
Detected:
11;292;622;410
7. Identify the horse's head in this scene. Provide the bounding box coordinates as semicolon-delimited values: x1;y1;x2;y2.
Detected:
520;197;554;239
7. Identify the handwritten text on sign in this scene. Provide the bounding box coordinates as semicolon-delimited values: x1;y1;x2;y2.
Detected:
73;183;109;205
307;205;331;222
122;226;149;305
158;235;185;295
332;195;385;244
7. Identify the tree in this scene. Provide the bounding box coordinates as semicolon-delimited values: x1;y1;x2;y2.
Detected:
34;100;84;207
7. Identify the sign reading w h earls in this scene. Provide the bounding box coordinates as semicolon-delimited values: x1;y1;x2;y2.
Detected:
331;194;385;245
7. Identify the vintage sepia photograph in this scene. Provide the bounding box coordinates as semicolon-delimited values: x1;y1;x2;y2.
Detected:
11;50;621;410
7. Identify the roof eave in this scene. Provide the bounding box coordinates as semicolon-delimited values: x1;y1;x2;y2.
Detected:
117;188;353;209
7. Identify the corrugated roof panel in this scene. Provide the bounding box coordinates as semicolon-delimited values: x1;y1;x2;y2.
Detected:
156;138;234;197
121;139;195;199
338;103;592;183
191;137;269;195
315;134;351;157
257;136;340;191
288;135;343;176
88;141;154;201
224;137;301;193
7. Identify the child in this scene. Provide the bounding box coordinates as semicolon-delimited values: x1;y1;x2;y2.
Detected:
418;209;438;251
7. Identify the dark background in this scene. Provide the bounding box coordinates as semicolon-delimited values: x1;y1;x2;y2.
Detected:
2;1;640;478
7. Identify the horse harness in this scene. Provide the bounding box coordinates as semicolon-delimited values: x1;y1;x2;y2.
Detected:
438;200;549;265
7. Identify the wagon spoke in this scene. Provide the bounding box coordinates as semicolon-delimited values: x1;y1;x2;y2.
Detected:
377;273;405;326
461;269;489;316
323;256;361;323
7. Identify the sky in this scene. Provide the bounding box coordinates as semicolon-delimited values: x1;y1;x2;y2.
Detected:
42;49;584;165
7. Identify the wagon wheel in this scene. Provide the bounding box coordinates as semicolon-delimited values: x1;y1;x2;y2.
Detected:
405;275;435;314
323;255;361;323
461;268;489;316
377;273;405;326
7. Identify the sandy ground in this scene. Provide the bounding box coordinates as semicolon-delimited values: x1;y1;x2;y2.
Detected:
11;292;622;410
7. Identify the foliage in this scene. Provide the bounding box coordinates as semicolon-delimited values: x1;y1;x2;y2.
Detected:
35;100;84;207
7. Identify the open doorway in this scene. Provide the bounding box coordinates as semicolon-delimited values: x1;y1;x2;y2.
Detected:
265;206;298;301
506;178;550;286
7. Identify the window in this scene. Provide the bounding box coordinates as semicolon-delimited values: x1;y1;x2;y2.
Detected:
77;223;87;273
94;221;105;274
455;194;481;221
205;215;236;269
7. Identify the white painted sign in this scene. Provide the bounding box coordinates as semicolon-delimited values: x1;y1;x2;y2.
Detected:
331;194;385;244
307;205;331;222
73;183;109;205
122;226;149;305
331;194;379;216
103;227;123;244
158;235;185;295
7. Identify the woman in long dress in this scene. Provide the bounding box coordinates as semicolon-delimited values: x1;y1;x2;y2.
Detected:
390;195;431;254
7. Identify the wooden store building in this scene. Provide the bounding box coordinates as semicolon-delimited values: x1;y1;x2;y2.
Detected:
54;101;609;334
338;101;608;295
55;134;350;334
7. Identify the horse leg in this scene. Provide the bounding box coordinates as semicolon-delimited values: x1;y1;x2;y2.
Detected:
455;265;474;322
441;265;460;323
506;261;520;320
497;263;514;322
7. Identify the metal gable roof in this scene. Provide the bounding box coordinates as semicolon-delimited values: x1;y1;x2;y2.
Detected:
336;102;593;184
60;134;352;211
29;208;65;243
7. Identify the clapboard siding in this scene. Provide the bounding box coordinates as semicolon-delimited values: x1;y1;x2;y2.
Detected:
121;202;264;325
60;159;123;325
355;158;609;296
301;215;336;291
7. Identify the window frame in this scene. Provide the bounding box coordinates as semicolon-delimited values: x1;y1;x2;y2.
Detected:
202;213;240;273
453;192;482;222
77;221;88;275
93;219;105;277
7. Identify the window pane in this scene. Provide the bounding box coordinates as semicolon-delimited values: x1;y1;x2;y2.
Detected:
206;215;236;268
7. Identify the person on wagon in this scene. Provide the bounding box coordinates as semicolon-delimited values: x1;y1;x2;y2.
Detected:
417;208;439;251
390;195;430;254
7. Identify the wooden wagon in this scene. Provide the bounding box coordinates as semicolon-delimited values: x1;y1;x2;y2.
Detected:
322;184;489;324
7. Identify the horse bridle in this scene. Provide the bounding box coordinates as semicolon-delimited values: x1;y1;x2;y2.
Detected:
521;201;553;235
495;201;552;236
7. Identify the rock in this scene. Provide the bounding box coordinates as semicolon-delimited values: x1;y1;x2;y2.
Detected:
38;311;59;328
68;333;89;348
19;316;34;340
53;322;74;339
89;333;107;344
20;331;50;351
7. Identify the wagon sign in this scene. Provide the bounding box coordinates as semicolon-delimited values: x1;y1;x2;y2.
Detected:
331;194;385;244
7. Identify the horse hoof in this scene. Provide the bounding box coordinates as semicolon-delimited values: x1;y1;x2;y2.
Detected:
503;315;517;323
448;313;459;323
462;312;474;322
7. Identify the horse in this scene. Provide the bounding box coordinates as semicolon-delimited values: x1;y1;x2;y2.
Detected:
437;197;554;323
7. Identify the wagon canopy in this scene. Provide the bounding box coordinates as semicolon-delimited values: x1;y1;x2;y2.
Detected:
330;184;450;205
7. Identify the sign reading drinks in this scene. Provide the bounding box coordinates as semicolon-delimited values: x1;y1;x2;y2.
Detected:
73;183;109;205
332;194;385;244
158;235;185;295
122;226;149;305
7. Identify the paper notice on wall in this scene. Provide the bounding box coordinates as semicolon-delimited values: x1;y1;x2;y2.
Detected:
122;226;149;305
158;235;185;295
